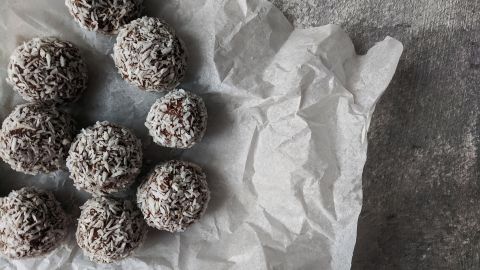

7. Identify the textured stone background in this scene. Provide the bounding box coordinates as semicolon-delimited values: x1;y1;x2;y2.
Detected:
270;0;480;269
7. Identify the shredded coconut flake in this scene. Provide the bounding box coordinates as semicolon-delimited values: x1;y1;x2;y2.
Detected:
0;103;75;175
137;160;210;232
0;187;68;259
6;37;88;104
67;121;143;195
145;89;207;149
76;197;147;263
113;16;187;91
65;0;143;34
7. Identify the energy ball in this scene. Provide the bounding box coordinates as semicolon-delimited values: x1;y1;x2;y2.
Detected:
145;89;207;149
137;160;210;232
6;37;88;104
66;0;143;34
113;16;187;91
0;103;75;175
0;187;68;259
66;121;142;195
76;197;147;263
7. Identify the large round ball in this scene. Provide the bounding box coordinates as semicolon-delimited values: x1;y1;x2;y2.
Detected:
145;89;207;149
137;160;210;232
76;197;147;263
65;0;143;34
113;16;187;91
0;103;75;175
6;37;88;104
66;121;142;195
0;187;68;259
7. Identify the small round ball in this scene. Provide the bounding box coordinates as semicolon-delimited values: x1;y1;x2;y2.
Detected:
76;197;147;263
0;103;75;175
145;89;207;149
67;121;142;195
66;0;143;34
6;37;88;104
0;187;68;259
137;160;210;232
113;16;187;91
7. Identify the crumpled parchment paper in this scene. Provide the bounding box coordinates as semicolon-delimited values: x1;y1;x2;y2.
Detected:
0;0;403;269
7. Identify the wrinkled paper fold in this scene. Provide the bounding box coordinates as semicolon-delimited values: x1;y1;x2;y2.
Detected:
0;0;402;269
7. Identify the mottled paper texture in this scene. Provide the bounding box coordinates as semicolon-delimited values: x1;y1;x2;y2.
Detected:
0;0;402;269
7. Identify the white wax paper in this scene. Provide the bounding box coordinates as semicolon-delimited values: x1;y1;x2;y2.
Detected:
0;0;403;269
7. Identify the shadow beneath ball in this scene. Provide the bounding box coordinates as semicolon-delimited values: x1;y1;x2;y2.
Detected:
203;93;234;142
201;164;228;215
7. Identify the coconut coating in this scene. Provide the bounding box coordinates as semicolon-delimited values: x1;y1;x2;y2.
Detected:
113;16;187;91
6;37;87;104
76;197;147;263
137;160;210;232
66;0;143;34
67;121;142;195
145;89;207;149
0;187;68;259
0;103;75;175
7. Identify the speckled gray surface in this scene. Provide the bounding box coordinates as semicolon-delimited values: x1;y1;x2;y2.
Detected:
271;0;480;269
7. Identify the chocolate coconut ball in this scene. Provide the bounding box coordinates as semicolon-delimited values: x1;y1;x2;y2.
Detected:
113;16;187;91
66;0;143;34
76;197;147;263
66;121;142;195
0;103;75;175
145;89;207;149
137;160;210;232
0;187;68;259
6;37;87;104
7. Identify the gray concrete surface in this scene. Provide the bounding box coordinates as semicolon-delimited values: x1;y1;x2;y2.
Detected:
271;0;480;269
